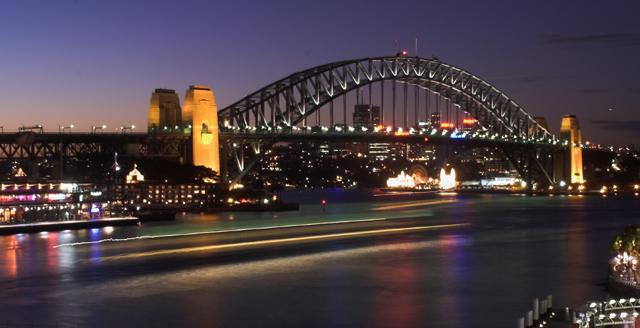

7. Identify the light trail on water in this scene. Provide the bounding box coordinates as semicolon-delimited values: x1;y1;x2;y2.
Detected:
75;223;470;263
53;218;392;249
373;198;458;210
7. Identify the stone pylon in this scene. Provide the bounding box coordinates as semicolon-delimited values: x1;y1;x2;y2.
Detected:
559;115;583;184
148;89;182;133
183;85;220;174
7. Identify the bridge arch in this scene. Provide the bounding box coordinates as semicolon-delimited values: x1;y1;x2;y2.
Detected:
218;56;554;142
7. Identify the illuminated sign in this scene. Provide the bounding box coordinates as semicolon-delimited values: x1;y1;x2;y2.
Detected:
90;207;100;214
463;119;475;125
394;131;410;136
90;191;103;197
47;193;66;201
441;123;454;129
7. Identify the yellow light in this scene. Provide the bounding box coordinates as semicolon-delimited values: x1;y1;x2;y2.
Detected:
70;223;470;262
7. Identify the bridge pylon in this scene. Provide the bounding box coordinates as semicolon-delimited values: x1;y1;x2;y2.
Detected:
183;86;220;175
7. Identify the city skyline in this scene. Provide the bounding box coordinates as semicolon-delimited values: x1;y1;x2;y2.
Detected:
2;1;639;147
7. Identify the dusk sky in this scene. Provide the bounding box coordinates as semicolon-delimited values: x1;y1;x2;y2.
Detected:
2;1;639;147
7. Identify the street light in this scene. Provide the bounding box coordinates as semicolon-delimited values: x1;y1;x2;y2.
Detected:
91;125;107;133
59;124;73;133
120;125;135;134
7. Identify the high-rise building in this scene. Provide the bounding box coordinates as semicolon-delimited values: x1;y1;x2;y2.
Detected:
353;104;380;128
559;115;583;184
430;112;441;128
148;89;182;133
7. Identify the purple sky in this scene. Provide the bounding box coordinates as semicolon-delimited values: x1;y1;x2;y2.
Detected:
1;1;639;146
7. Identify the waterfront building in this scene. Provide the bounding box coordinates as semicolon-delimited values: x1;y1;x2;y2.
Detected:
440;167;456;189
109;164;219;212
117;182;218;211
386;171;416;188
0;182;104;222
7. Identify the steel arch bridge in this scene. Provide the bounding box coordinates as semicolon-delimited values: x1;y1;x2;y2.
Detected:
218;56;553;141
216;56;561;188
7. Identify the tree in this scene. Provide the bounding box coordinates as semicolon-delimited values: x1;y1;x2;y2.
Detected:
610;225;640;257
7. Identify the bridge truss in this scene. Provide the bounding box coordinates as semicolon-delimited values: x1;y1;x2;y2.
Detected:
217;56;560;187
0;132;187;160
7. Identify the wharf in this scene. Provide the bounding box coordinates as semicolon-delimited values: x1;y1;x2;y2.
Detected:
541;309;572;328
0;217;139;235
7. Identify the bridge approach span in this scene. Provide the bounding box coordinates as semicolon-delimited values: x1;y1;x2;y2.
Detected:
0;132;187;159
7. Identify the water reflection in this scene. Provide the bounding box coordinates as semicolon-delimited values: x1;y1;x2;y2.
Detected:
372;235;419;328
0;193;639;328
4;236;21;278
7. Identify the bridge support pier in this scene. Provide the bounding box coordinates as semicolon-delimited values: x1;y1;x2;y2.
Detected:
501;145;557;191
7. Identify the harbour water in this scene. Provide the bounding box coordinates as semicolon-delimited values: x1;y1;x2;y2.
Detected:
1;190;639;327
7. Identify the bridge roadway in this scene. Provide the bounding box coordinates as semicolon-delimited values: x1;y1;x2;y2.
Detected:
0;129;566;190
218;129;559;148
0;128;562;160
